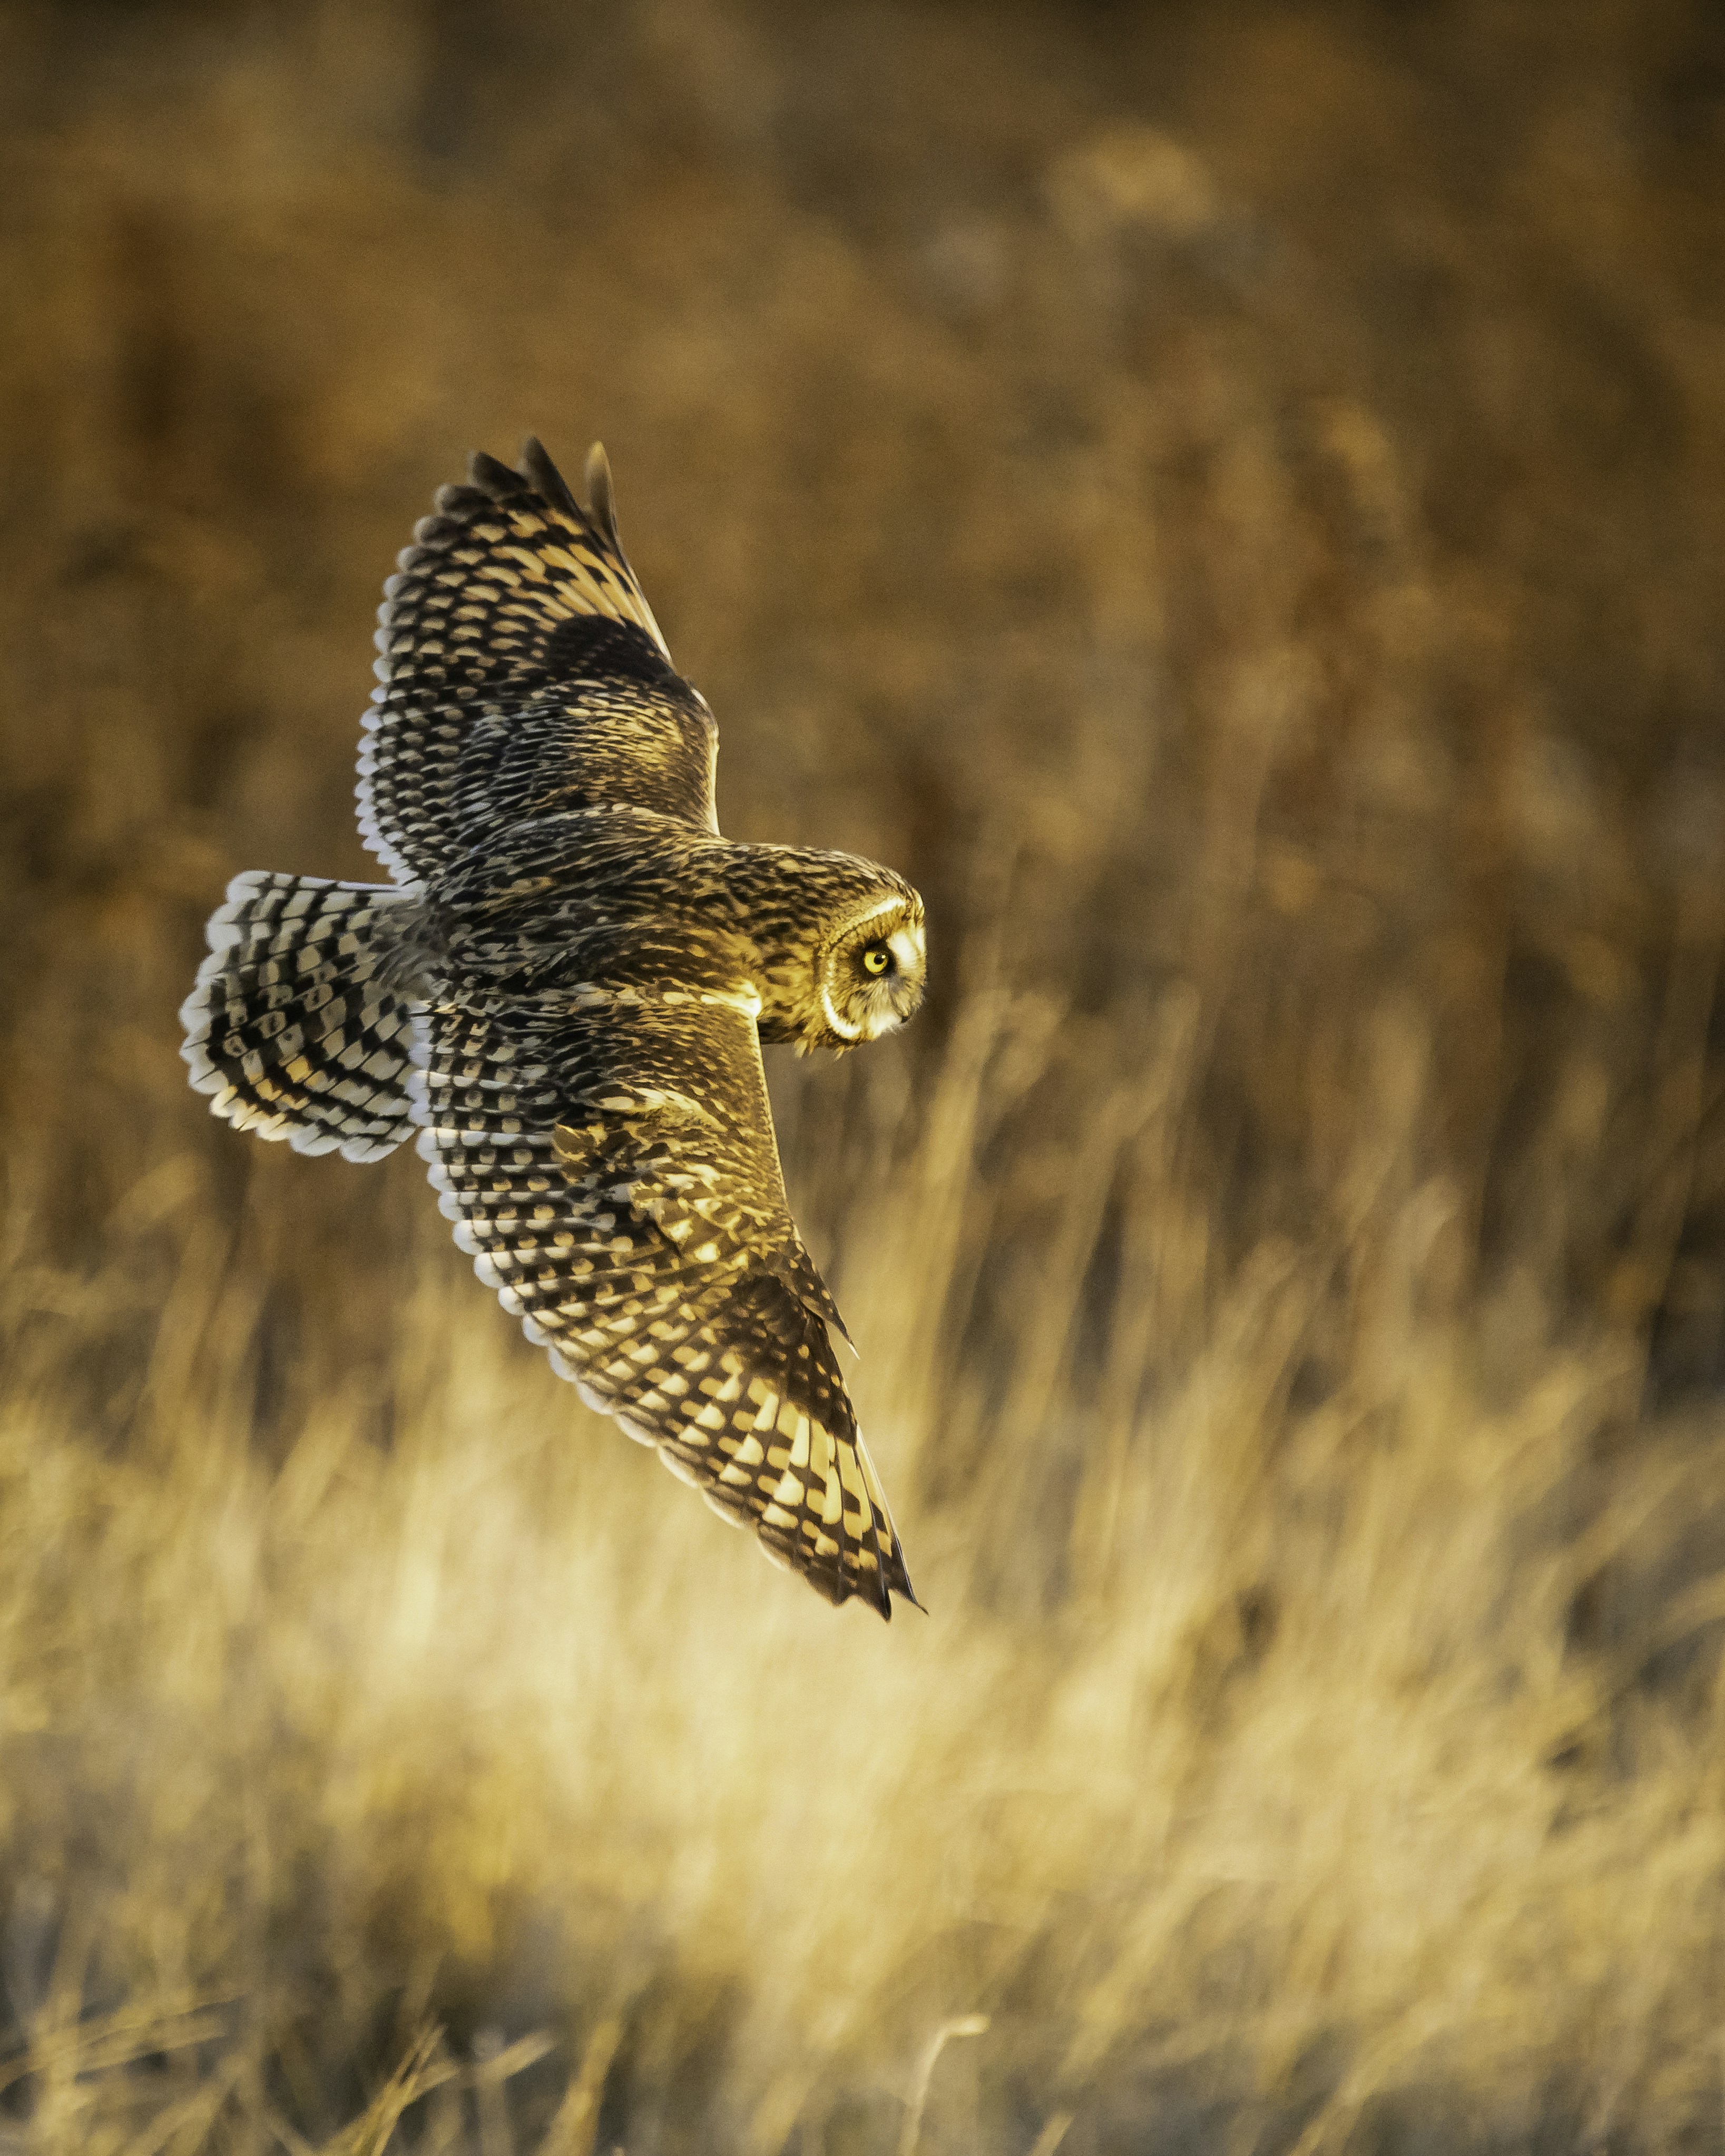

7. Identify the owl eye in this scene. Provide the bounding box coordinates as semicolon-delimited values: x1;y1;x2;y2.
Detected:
861;944;893;976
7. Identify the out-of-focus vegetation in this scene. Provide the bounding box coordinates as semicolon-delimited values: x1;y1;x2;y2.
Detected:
2;0;1724;2148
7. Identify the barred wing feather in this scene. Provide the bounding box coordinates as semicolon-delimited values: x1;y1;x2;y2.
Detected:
359;439;718;883
412;987;917;1617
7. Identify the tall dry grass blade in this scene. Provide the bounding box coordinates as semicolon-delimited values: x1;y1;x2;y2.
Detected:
896;2016;989;2156
537;2020;624;2156
321;2026;458;2156
1024;2112;1073;2156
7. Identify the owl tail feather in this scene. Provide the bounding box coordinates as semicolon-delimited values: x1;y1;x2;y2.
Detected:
180;871;426;1163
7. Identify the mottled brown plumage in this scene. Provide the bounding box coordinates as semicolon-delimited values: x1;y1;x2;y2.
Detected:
182;438;927;1617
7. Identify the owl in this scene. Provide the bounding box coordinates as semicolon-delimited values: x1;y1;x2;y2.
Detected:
180;439;926;1618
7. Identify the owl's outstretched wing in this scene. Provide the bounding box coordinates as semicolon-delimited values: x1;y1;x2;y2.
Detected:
358;439;718;884
414;986;917;1618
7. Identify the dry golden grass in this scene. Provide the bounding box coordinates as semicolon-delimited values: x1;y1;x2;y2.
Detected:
3;1;1725;2148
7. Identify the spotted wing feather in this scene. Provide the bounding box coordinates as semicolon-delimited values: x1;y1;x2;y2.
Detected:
413;989;916;1616
359;440;718;884
180;871;422;1161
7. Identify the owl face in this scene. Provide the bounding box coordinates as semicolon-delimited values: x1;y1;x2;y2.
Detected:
738;847;927;1052
814;893;927;1049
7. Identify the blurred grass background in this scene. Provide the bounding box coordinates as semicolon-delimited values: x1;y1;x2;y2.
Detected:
3;0;1725;2148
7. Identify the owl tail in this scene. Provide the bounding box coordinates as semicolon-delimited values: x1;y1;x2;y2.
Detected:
180;871;425;1163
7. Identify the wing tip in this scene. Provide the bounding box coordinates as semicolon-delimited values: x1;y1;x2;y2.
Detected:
422;436;621;546
878;1553;925;1622
832;1540;921;1622
520;435;584;521
582;441;622;551
466;448;531;502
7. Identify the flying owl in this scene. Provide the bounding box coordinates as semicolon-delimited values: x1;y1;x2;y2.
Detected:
180;439;926;1618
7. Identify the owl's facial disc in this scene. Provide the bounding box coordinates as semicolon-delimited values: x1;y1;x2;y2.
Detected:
820;899;926;1045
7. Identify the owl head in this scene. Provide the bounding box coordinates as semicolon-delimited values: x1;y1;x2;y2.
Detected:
808;890;927;1052
744;848;927;1052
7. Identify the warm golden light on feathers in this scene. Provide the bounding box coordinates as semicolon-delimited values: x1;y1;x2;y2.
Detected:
181;439;925;1618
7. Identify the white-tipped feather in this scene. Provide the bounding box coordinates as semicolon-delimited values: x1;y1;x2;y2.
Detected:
180;871;421;1163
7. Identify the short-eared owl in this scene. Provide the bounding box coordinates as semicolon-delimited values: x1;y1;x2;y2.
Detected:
181;440;925;1617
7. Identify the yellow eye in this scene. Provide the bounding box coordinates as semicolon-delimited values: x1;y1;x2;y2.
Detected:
861;944;892;976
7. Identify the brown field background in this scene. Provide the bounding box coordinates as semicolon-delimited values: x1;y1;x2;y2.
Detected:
3;1;1725;2149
